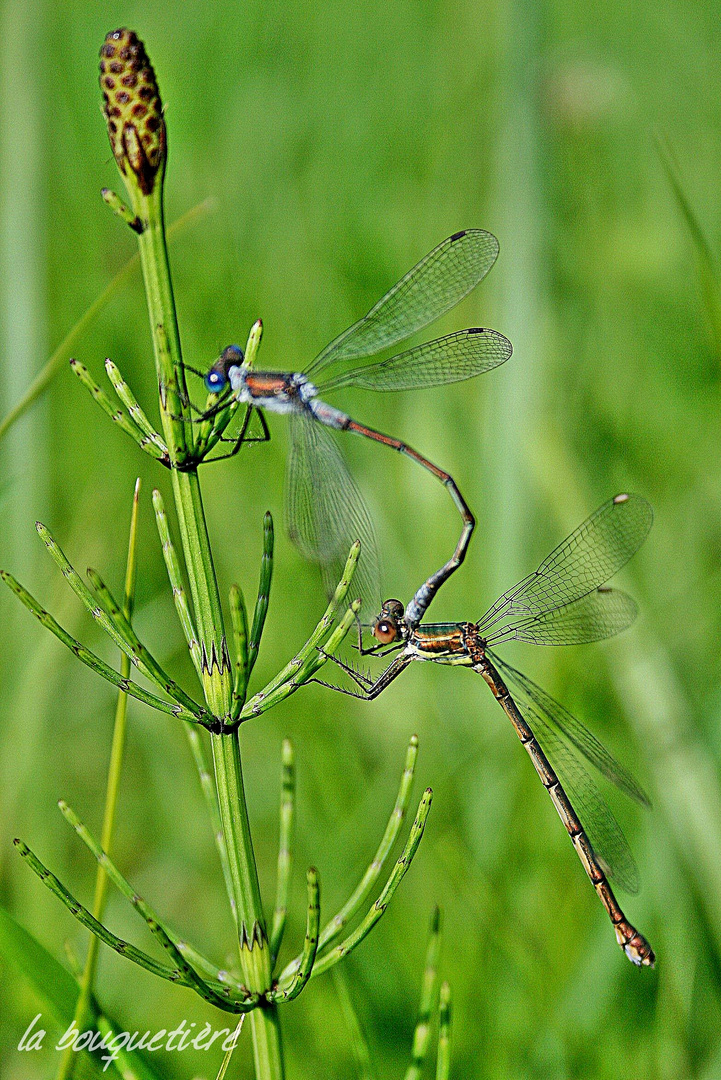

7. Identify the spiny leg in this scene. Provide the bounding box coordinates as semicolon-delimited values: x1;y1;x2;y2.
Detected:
203;408;270;463
316;650;414;701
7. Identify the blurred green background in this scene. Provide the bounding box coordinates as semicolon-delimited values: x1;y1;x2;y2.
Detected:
2;0;721;1076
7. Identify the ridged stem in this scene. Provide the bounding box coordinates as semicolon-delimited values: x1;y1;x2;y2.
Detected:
101;26;283;1074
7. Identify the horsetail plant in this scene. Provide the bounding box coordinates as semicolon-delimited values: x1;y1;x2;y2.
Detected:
3;28;437;1080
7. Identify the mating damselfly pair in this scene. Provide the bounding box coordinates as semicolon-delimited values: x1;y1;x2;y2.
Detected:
193;230;655;966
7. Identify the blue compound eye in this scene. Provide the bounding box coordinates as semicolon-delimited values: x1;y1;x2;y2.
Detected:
204;369;227;394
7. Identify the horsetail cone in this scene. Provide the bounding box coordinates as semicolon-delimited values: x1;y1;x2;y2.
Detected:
99;29;165;196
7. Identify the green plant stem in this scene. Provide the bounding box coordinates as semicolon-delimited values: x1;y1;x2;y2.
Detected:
211;730;283;1073
269;868;319;1002
126;150;284;1076
129;184;188;459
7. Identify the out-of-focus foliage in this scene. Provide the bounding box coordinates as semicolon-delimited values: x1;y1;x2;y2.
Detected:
1;0;720;1076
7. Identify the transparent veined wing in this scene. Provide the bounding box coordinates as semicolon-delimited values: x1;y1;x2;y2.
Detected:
285;413;381;616
491;651;650;807
477;494;652;635
319;328;511;393
523;700;641;894
306;230;499;376
484;587;638;647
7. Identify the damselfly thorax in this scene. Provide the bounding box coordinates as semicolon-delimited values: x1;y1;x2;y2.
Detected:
225;365;351;431
406;623;474;665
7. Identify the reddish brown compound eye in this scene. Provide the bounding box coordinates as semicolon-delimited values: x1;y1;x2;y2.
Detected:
373;620;397;645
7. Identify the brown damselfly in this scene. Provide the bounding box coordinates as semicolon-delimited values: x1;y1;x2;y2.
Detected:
320;493;655;966
200;230;511;622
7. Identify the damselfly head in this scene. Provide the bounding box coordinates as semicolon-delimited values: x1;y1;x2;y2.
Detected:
204;345;245;393
372;599;405;644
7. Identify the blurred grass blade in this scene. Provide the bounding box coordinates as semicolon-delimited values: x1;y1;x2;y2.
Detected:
331;966;377;1080
0;904;99;1031
0;199;215;444
435;983;452;1080
656;134;721;358
404;906;442;1080
270;738;296;966
215;1017;245;1080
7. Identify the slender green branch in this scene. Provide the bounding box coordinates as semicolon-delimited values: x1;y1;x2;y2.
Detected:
69;359;169;463
85;565;203;715
104;359;169;456
101;187;143;230
37;520;206;716
278;788;432;985
59;795;240;991
0;570;203;722
243;600;360;717
247;512;274;678
57;803;255;1012
243;542;359;713
242;599;360;719
269;868;320;1002
270;739;296;967
404;907;442;1080
152;488;203;677
318;735;419;952
193;320;265;455
230;583;250;719
192;393;240;461
14;840;185;984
